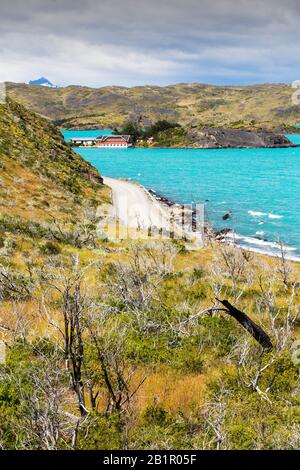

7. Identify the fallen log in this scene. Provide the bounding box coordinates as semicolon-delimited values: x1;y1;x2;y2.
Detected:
216;298;273;351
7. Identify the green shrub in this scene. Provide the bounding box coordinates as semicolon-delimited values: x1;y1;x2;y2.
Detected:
175;346;204;374
192;267;206;280
39;241;61;255
77;413;124;450
143;405;168;426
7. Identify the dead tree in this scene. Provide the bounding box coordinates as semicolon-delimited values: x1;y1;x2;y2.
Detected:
40;258;98;416
216;298;273;350
0;265;32;300
277;242;293;289
0;353;79;450
86;314;147;417
213;246;254;303
66;281;87;416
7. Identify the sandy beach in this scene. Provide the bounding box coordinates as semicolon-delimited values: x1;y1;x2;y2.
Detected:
102;176;203;245
102;176;172;231
102;176;300;261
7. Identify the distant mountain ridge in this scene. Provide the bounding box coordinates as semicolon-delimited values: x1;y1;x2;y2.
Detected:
28;77;58;88
7;81;300;129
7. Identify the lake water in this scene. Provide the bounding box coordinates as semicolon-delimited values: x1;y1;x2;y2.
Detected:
286;134;300;145
61;129;112;142
62;130;300;260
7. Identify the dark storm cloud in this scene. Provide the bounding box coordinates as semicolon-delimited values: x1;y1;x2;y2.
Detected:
0;0;299;86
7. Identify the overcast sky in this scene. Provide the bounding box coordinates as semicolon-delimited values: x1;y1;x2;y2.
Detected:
0;0;299;87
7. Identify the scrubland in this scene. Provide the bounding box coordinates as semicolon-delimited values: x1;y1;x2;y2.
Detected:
0;99;299;450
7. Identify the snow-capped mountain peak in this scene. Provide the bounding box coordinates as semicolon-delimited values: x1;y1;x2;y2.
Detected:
28;77;58;88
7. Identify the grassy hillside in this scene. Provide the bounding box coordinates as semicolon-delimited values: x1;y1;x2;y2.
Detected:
0;99;109;222
7;82;300;130
0;99;299;450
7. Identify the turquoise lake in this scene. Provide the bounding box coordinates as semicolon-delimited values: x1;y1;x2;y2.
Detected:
62;130;300;260
61;129;112;142
286;133;300;145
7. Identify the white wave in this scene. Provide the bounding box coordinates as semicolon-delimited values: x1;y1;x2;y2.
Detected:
224;231;298;261
238;245;300;262
234;235;295;251
248;210;283;220
256;231;265;236
248;210;267;217
224;232;243;241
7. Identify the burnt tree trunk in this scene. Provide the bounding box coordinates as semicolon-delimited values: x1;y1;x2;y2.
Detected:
216;299;273;350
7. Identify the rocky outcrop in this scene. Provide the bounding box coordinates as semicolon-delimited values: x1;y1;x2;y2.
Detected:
186;128;295;148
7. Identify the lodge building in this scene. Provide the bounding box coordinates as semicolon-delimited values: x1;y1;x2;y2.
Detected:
71;135;132;148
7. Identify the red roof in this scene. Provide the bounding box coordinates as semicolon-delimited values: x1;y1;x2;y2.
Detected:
96;135;131;143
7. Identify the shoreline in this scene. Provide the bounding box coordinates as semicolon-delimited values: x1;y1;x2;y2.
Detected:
102;176;172;232
73;143;300;150
150;188;300;263
102;176;202;244
103;176;300;263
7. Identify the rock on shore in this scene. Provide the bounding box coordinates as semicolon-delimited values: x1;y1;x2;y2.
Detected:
186;128;295;148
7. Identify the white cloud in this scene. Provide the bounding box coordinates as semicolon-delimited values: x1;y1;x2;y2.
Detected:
0;34;186;86
0;0;299;86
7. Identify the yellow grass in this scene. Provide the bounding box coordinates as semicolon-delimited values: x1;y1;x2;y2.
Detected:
133;369;207;414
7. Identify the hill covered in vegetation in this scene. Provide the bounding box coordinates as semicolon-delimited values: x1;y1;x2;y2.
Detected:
6;82;300;130
0;98;106;217
114;119;295;148
0;99;299;450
